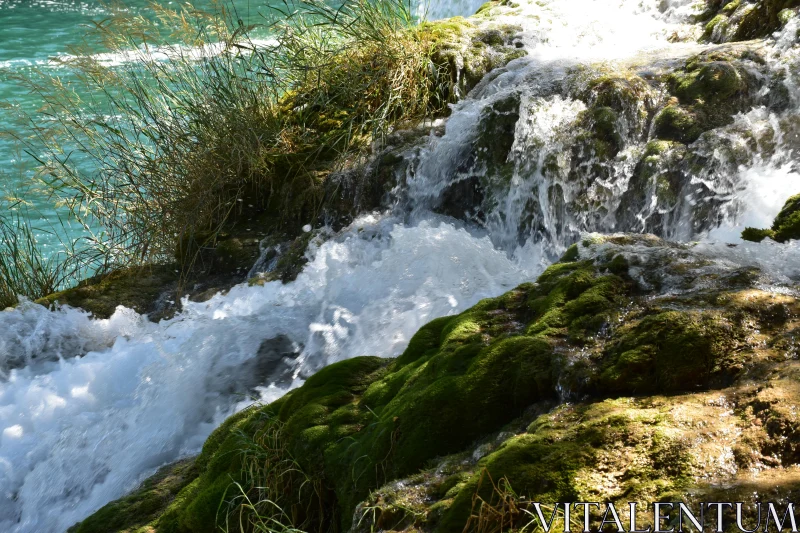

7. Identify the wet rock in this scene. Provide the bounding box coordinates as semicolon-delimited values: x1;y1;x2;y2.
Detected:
36;266;180;319
653;49;769;144
436;175;486;220
321;128;428;230
433;92;520;220
700;0;800;42
248;231;314;284
250;335;302;387
209;335;302;398
653;104;705;143
617;140;687;233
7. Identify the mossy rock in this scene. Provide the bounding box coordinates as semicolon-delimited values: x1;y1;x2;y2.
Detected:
358;285;800;533
574;72;655;129
742;192;800;242
210;237;261;274
386;379;800;533
73;235;800;533
699;0;800;42
594;309;746;394
564;69;656;177
771;193;800;242
653;104;706;144
668;60;749;105
425;18;524;101
68;460;198;533
653;50;769;145
735;0;800;40
36;266;179;319
434;398;699;533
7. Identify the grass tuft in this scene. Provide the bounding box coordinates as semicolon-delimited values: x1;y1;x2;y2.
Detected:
9;0;454;283
0;201;80;309
222;417;327;533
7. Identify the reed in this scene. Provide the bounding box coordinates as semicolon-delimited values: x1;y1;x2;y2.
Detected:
10;0;451;281
0;200;80;309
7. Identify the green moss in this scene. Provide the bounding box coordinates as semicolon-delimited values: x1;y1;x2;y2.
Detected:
740;193;800;243
771;193;800;242
741;227;776;242
653;105;705;144
474;0;500;15
68;460;199;533
594;310;746;394
36;266;178;318
779;7;798;23
723;0;744;14
560;243;580;263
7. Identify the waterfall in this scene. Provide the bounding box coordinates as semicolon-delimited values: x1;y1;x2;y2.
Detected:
1;0;800;531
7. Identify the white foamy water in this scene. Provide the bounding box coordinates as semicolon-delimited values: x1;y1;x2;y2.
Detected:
0;216;538;532
2;0;800;531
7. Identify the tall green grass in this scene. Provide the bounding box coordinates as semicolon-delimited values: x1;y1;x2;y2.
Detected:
0;201;81;309
9;0;452;284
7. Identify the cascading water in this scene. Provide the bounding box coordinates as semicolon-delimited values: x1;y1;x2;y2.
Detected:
2;0;800;531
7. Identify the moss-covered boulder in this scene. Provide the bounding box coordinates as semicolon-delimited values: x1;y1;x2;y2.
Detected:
653;49;767;144
352;239;800;533
70;234;800;533
771;193;800;241
742;192;800;242
424;17;525;102
699;0;800;42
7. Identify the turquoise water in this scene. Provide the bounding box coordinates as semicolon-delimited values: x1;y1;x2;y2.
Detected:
0;0;271;256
